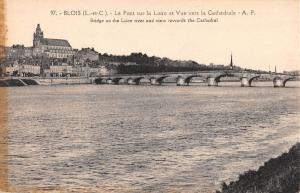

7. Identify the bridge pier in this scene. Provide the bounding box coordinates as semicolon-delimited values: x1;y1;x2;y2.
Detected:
177;76;185;86
150;78;157;85
273;78;284;87
106;79;113;84
207;77;218;86
241;77;250;87
127;78;134;85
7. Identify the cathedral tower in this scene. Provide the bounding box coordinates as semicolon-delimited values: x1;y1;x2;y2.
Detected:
33;24;44;47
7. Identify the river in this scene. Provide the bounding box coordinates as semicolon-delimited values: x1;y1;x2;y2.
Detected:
1;82;300;192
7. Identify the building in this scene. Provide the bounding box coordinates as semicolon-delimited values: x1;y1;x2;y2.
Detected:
33;24;75;58
1;61;40;77
0;24;116;78
24;47;33;58
49;63;73;77
3;61;19;76
1;45;33;59
20;64;40;76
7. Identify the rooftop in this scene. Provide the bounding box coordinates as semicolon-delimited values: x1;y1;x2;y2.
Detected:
41;38;71;47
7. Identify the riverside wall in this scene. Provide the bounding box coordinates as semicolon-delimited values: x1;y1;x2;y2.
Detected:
0;77;93;86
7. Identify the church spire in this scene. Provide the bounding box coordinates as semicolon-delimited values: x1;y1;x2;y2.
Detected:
230;52;233;70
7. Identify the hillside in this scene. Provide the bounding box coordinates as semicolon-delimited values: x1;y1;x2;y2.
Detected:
99;52;239;74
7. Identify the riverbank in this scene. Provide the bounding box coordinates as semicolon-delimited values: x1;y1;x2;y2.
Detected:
0;79;29;87
0;77;92;86
216;143;299;193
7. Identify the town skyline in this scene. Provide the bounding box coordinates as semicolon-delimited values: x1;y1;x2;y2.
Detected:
5;0;300;72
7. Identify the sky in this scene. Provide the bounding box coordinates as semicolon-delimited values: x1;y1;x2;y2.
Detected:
5;0;300;72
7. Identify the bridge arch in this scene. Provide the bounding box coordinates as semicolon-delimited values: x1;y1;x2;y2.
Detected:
283;77;294;87
273;76;282;81
185;75;201;85
94;78;106;84
215;74;227;83
248;75;260;86
156;76;169;85
113;77;124;85
134;77;150;85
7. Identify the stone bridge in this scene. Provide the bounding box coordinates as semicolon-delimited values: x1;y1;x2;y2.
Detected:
3;71;297;87
94;70;299;87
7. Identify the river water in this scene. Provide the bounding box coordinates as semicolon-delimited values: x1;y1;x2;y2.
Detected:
3;82;300;193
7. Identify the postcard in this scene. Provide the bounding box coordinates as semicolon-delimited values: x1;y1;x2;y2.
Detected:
0;0;299;193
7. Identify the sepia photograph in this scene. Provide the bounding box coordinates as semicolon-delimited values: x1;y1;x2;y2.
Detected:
0;0;299;192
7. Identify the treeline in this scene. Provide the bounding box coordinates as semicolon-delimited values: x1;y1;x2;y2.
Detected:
216;143;300;193
99;52;237;74
116;63;223;74
99;52;159;65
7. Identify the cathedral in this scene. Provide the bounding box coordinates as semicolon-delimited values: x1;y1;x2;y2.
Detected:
33;24;75;58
